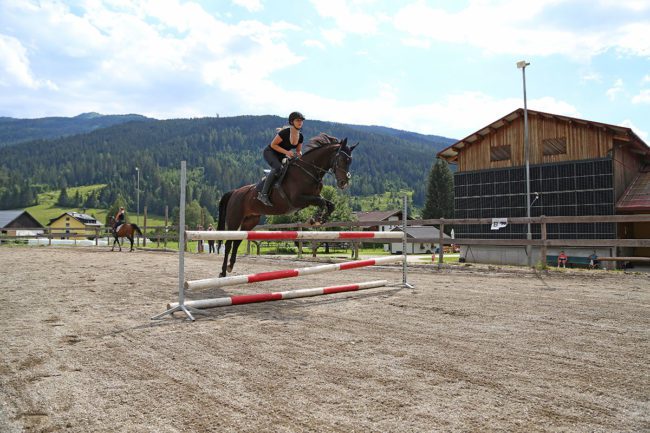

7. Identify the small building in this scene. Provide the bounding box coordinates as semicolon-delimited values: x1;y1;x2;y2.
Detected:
48;211;103;239
389;225;451;254
0;210;44;236
354;210;413;252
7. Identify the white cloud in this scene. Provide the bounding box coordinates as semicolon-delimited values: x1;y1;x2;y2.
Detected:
0;34;57;90
392;0;650;60
0;0;303;116
304;39;326;49
606;79;624;100
641;74;650;84
631;89;650;104
232;0;263;12
580;71;602;83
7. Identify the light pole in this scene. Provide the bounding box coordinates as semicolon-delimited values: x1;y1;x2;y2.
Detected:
135;167;140;225
517;60;532;267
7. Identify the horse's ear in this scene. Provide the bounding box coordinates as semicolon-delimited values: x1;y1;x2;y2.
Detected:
340;137;348;146
350;142;359;152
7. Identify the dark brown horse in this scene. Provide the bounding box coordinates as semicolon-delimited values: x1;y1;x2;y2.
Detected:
109;216;143;252
217;136;357;277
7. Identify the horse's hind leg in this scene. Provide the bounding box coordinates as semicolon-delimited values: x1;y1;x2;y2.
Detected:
129;236;134;252
220;240;232;277
227;240;243;273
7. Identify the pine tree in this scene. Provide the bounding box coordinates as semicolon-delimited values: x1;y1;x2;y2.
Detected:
58;187;69;207
423;159;454;219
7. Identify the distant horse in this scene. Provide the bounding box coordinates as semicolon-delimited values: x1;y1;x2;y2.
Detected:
216;135;357;277
109;216;143;252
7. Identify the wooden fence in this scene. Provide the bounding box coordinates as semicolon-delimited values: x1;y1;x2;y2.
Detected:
2;214;649;266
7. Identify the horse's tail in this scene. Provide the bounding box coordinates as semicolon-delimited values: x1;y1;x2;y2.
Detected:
216;190;233;252
130;223;143;237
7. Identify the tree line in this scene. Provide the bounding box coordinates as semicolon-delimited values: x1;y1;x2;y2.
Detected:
0;115;455;222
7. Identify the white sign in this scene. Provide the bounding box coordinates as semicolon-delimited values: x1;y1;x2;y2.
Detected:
491;218;508;230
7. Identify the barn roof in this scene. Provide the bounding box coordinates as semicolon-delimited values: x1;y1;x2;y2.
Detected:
0;210;24;229
353;210;405;222
0;209;43;229
48;211;102;226
437;108;649;163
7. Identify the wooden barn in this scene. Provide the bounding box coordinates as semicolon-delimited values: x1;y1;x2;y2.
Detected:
0;210;44;236
437;108;650;265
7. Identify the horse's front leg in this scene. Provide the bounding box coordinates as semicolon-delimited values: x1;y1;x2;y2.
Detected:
299;195;335;225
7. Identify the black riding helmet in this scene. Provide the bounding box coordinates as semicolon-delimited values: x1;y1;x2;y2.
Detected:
289;111;305;124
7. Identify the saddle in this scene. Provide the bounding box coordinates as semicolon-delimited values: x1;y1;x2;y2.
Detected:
254;158;291;193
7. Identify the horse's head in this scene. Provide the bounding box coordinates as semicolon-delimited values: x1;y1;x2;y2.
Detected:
331;138;357;189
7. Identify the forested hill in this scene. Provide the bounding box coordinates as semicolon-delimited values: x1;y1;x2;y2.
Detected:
0;114;456;215
0;112;152;147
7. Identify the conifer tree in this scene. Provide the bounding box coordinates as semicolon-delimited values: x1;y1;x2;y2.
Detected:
58;187;69;207
423;159;454;219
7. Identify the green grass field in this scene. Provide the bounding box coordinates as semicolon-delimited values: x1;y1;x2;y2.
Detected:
27;185;168;228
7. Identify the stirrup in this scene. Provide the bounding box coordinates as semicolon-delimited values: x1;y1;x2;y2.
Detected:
257;192;272;206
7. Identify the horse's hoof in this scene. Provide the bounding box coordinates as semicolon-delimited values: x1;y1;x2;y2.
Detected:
226;265;233;273
219;273;226;278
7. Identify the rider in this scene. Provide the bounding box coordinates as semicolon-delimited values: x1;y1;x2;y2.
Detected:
113;207;126;232
257;111;305;206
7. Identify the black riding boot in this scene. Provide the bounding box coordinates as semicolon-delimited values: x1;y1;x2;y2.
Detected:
257;170;277;206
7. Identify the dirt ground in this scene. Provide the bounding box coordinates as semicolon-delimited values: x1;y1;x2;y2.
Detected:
0;246;648;433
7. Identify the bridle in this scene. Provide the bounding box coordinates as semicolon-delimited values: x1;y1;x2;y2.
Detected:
292;144;351;185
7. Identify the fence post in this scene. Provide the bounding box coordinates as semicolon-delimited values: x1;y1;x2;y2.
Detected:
164;206;169;249
143;206;147;247
540;216;547;266
438;219;445;269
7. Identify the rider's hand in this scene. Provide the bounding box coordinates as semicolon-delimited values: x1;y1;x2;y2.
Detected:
287;150;296;158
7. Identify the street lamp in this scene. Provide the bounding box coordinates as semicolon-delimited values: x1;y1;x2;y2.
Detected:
517;60;532;267
135;167;140;225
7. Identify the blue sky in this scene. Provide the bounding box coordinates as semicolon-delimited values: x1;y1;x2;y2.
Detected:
1;0;649;140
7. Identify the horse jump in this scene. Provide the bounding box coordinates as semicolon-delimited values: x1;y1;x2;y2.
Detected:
152;161;412;321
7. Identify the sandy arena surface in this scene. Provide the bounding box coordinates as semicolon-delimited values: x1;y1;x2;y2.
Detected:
0;246;648;432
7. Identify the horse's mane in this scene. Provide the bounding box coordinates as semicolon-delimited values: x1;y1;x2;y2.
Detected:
303;133;340;154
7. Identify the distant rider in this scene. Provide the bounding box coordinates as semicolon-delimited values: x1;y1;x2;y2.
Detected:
114;207;126;232
257;111;305;206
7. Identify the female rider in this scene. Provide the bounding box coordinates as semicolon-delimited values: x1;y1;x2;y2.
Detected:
257;111;305;206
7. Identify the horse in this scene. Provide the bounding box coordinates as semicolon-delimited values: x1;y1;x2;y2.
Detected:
108;216;143;252
216;135;357;277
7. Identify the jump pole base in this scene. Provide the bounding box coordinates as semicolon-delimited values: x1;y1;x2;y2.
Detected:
151;304;207;321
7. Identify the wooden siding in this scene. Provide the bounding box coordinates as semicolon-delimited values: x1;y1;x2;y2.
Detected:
458;114;616;172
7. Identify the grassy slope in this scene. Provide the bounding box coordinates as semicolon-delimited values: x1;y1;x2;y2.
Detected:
27;185;167;227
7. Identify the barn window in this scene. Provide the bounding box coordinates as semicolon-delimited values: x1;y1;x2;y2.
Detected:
543;137;567;156
490;145;511;161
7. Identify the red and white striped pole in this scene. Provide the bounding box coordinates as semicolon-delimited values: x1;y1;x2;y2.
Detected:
168;280;388;310
185;230;404;241
185;255;402;291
